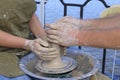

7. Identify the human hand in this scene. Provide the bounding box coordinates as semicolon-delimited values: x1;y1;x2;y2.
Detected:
45;22;81;47
56;16;80;26
24;38;59;60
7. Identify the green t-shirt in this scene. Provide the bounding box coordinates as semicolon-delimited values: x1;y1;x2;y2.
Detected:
0;0;36;54
0;0;36;77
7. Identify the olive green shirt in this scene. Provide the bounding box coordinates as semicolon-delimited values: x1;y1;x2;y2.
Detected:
0;0;36;77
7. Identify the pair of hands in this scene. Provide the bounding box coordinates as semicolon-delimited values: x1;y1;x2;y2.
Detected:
24;38;60;60
24;16;81;60
45;16;81;46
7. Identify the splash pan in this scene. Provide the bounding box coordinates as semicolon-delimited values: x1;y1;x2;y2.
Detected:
35;56;77;74
19;49;100;80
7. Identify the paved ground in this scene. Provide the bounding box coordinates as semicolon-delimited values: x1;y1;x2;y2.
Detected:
36;0;120;79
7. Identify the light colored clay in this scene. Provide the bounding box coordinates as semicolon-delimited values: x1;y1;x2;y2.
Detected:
42;44;66;68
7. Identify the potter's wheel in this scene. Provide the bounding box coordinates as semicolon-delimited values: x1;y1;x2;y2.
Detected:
35;56;77;74
19;49;100;80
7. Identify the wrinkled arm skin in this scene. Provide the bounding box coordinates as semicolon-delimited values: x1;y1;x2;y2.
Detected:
77;14;120;49
46;14;120;49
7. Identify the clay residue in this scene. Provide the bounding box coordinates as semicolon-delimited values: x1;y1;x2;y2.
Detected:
26;51;94;78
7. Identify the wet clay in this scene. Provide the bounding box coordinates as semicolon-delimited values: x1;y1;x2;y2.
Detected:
35;43;67;70
26;50;94;78
42;44;66;68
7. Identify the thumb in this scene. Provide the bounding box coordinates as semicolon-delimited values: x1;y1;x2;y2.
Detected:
45;23;57;30
35;38;49;47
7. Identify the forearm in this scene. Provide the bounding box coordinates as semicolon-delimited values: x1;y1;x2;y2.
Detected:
78;15;120;49
29;13;46;40
79;29;120;49
79;14;120;30
0;30;25;48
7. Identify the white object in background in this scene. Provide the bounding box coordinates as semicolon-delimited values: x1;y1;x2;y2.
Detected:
40;0;46;28
111;50;117;80
35;0;48;28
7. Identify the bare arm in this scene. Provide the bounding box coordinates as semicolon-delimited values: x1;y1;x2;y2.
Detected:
29;13;46;40
0;14;45;49
77;15;120;49
46;15;120;49
0;30;25;48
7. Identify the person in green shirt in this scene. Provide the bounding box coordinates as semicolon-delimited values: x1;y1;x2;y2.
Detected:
0;0;58;79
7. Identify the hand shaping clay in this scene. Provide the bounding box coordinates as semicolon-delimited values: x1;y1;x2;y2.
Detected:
41;43;66;68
